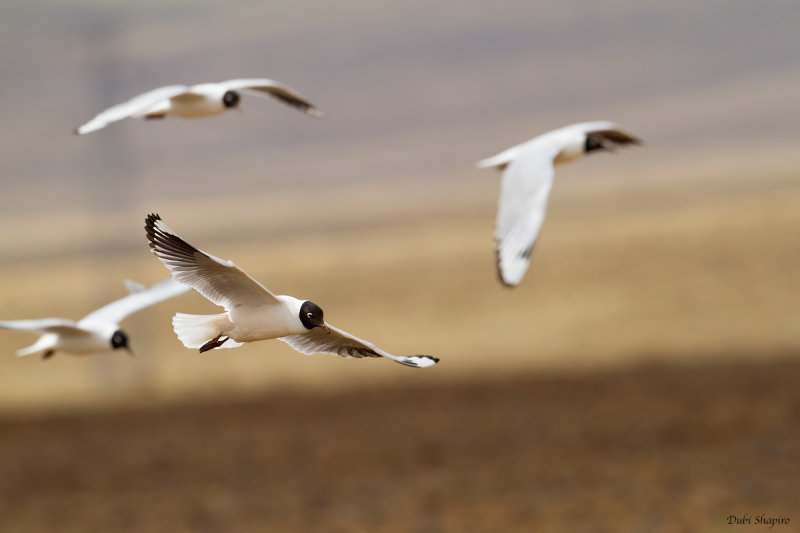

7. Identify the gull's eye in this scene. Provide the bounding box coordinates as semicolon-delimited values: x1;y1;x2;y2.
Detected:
307;312;313;318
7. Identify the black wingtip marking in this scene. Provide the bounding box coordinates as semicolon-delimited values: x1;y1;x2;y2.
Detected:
145;213;204;266
586;130;643;153
399;355;439;368
520;244;535;260
144;213;162;251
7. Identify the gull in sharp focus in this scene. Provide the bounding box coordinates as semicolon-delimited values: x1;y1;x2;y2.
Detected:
145;214;438;368
477;121;642;287
74;78;324;135
0;278;190;359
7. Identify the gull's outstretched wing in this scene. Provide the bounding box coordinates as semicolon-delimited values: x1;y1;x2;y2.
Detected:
0;318;84;335
74;85;189;134
218;78;323;118
279;323;438;368
493;143;558;287
145;214;281;312
79;277;191;326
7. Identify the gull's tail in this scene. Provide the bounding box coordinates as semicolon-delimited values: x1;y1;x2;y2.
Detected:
16;335;56;358
475;146;520;170
172;313;242;351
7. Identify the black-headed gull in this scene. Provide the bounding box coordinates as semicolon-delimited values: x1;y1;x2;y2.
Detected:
0;278;190;359
145;214;438;369
75;78;323;135
477;121;641;287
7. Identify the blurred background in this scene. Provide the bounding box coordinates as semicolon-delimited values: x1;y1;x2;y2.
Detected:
0;0;798;531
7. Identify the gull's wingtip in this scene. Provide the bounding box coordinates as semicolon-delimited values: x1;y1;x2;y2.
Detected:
74;122;98;135
144;213;164;249
495;249;522;288
498;275;518;289
144;212;160;230
475;153;511;171
124;279;147;294
397;355;439;368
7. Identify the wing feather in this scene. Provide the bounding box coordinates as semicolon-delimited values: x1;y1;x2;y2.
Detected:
145;214;280;311
493;144;557;287
74;85;189;134
79;277;191;326
279;324;438;368
0;318;85;335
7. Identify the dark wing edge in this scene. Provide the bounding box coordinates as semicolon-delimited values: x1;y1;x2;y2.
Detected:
590;128;643;148
241;86;324;118
145;213;204;270
279;326;439;368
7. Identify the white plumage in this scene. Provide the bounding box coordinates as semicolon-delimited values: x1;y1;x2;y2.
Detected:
75;78;323;135
477;121;641;287
145;214;438;368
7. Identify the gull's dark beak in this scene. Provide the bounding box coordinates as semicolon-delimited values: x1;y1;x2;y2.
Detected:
124;346;135;356
236;104;243;114
319;323;331;334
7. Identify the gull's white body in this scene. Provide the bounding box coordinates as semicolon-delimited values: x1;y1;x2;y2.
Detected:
13;327;114;357
146;214;438;368
477;121;641;287
145;84;229;119
172;295;307;350
0;278;189;357
227;295;308;341
75;78;323;135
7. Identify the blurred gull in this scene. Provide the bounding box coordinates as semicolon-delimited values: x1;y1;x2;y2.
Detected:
0;278;190;359
477;121;641;287
145;214;438;369
75;78;323;135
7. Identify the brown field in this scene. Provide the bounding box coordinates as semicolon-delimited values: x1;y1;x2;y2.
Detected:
1;357;798;533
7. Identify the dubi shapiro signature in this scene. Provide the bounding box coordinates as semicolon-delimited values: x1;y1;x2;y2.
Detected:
727;514;790;528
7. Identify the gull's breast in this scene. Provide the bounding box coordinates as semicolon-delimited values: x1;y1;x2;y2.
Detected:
228;304;305;342
167;95;226;118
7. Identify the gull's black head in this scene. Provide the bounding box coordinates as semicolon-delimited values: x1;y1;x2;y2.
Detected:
222;90;241;109
110;329;132;354
299;301;326;330
584;134;605;153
